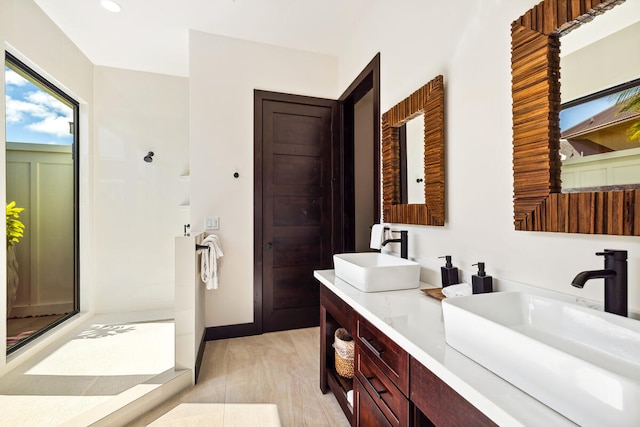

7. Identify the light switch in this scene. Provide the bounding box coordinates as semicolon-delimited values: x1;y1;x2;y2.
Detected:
205;216;219;230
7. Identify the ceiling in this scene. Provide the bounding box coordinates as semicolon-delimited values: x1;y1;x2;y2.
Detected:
34;0;372;77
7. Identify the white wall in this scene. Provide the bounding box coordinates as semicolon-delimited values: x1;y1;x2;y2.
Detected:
189;31;338;327
562;18;640;102
174;232;205;382
339;0;640;312
93;66;189;313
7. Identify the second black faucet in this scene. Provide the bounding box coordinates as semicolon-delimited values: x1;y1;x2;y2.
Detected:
571;249;628;317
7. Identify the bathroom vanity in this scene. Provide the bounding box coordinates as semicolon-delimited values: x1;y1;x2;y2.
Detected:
315;270;576;426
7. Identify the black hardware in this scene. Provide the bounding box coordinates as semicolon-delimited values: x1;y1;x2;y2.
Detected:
416;178;424;183
360;336;383;358
265;242;273;250
196;244;209;251
571;249;628;317
143;151;154;163
381;228;408;259
363;375;387;399
234;172;239;178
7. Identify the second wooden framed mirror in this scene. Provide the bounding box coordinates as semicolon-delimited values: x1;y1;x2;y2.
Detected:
382;75;445;226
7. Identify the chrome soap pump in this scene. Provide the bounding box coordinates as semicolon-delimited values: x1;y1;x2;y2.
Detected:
472;262;493;294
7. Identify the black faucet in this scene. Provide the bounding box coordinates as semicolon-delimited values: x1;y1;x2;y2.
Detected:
381;229;408;259
571;249;628;317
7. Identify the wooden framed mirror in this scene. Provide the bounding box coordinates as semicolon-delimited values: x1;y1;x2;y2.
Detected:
382;75;445;225
511;0;640;235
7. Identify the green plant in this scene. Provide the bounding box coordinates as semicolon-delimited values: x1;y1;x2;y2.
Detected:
614;87;640;141
6;201;25;247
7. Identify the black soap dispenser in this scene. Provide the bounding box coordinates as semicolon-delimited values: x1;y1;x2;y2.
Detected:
439;255;459;288
472;262;493;294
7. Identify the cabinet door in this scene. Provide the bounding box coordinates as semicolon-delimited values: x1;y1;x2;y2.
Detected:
354;377;393;427
410;357;497;426
355;344;409;426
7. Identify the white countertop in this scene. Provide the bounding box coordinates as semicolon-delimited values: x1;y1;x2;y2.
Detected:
314;269;576;427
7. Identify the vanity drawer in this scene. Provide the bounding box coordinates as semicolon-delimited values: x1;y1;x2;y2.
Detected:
356;314;409;395
355;345;409;427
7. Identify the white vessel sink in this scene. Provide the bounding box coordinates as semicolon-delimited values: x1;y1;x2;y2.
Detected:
333;253;420;293
442;292;640;427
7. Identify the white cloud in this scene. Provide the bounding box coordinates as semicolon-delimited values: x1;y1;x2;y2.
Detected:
26;91;71;117
5;69;29;87
5;88;72;139
5;95;48;124
27;115;72;137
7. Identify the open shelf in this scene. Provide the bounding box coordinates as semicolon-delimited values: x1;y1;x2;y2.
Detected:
320;285;355;424
327;368;353;421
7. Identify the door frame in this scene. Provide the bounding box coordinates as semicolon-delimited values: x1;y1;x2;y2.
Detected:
206;54;381;340
338;53;381;252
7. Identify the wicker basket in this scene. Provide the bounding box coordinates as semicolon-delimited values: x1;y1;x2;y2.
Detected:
334;328;354;379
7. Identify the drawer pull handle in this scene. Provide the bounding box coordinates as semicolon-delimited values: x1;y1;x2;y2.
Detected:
364;375;387;400
361;336;383;358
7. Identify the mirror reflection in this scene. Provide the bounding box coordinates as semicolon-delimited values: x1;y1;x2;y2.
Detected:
560;1;640;192
399;113;425;204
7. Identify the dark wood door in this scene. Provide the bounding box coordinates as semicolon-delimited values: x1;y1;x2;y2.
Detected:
255;91;338;332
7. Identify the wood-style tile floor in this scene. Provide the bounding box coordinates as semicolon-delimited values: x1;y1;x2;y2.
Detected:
128;327;350;427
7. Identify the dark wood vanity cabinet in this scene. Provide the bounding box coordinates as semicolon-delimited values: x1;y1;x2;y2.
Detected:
320;284;496;427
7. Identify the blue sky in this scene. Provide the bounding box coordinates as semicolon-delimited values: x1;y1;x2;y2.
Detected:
560;96;615;132
5;66;73;145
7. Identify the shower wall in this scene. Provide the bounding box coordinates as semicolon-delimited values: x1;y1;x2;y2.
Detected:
92;66;189;314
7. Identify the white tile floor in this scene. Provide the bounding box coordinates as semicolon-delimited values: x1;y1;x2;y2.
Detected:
0;312;175;426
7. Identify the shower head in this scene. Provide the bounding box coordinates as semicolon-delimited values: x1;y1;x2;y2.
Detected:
144;151;154;163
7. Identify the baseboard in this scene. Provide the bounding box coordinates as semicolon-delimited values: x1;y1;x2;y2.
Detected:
194;330;206;384
204;322;261;341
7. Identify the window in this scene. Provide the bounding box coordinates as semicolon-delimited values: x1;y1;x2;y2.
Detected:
5;52;79;353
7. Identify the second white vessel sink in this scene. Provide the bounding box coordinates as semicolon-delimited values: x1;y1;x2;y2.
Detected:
333;253;420;293
442;291;640;427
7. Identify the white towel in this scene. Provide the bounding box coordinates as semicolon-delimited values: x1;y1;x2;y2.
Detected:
441;282;472;298
199;234;224;290
370;224;388;250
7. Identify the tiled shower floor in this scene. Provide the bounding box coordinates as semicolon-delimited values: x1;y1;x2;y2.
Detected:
0;312;174;426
